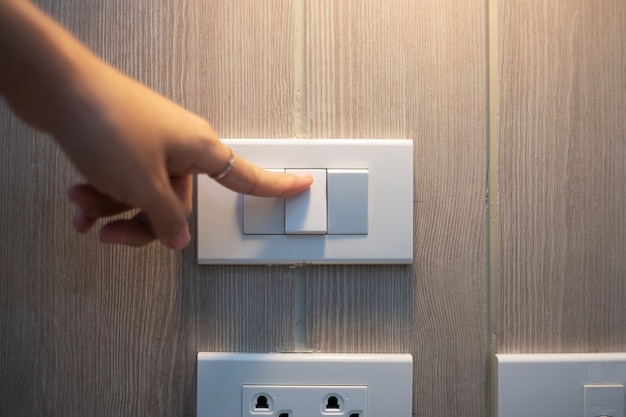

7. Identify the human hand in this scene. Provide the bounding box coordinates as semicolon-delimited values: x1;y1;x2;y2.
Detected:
63;89;313;250
0;0;312;250
59;70;312;250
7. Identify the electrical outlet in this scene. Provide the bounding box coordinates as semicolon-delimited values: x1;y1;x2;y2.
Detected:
197;352;413;417
243;385;367;417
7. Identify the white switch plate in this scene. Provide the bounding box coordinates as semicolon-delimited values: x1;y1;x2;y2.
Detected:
197;139;413;265
197;352;413;417
497;353;626;417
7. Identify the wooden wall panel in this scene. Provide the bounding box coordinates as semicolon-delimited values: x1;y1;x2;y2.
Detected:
0;1;296;416
498;0;626;352
306;1;488;416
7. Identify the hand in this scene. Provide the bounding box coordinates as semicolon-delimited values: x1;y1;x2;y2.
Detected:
58;60;312;250
61;75;312;249
0;0;312;250
62;79;313;249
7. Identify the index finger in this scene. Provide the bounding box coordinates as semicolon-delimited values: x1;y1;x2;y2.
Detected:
215;155;313;197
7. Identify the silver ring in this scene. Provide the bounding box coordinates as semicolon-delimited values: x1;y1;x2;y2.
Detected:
211;148;236;180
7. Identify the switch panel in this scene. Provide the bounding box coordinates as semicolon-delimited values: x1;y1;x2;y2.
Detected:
498;353;626;417
197;139;413;264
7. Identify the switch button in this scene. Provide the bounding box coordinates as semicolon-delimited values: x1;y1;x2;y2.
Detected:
327;169;369;235
285;169;327;234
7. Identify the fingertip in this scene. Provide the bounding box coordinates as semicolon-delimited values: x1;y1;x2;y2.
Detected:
293;171;314;183
142;190;191;250
164;227;191;250
73;207;96;233
284;172;314;196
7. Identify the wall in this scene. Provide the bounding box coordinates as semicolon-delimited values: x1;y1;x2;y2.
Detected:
0;1;624;417
498;0;626;354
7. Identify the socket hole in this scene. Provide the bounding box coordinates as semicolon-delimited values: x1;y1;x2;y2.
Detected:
349;414;360;417
255;395;269;410
278;413;290;417
325;396;340;410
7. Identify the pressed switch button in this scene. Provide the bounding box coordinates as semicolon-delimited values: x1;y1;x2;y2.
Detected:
243;169;285;235
327;169;369;235
285;169;327;234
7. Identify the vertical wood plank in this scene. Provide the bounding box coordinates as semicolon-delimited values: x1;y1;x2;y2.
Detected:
498;0;626;352
0;1;295;416
306;1;488;416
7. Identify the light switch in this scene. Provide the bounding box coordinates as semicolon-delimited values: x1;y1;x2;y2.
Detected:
243;169;285;235
197;139;414;264
285;169;327;234
327;169;368;235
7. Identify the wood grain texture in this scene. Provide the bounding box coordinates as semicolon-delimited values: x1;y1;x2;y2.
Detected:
306;1;488;416
176;0;295;138
0;1;296;416
305;265;413;353
498;0;626;353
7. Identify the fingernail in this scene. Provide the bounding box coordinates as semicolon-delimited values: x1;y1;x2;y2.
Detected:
73;207;86;223
167;227;191;250
73;207;96;233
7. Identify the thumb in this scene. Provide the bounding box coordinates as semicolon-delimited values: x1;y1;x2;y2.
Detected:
142;182;191;250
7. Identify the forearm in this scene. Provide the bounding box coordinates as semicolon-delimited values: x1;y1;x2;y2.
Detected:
0;0;104;135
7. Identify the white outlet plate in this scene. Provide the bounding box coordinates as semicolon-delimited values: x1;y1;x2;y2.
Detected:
497;353;626;417
197;352;413;417
197;139;414;265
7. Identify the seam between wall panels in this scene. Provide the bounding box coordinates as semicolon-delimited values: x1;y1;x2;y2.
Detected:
293;267;308;351
292;0;308;351
486;0;500;415
293;0;307;139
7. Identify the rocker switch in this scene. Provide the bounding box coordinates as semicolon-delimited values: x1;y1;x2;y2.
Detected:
285;169;327;234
